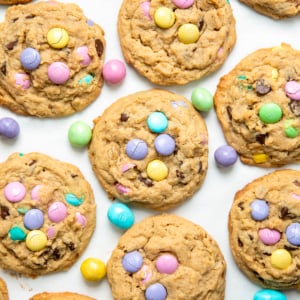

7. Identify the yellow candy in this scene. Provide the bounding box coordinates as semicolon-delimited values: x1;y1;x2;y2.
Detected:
154;7;176;29
80;257;106;281
271;69;278;81
252;153;268;164
26;230;47;251
270;249;292;269
178;23;200;44
147;159;168;181
47;27;69;49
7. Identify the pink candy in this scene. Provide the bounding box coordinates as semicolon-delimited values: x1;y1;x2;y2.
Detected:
48;62;70;84
76;46;92;66
259;228;281;245
48;201;67;222
31;185;41;201
75;212;87;227
4;182;26;202
141;1;151;20
116;183;130;194
155;254;178;274
285;81;300;100
172;0;194;8
15;73;30;89
103;59;126;85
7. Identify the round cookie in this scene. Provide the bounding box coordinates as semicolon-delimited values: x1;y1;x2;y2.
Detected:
239;0;300;19
0;152;96;277
107;214;226;300
88;89;208;210
0;278;8;300
117;0;236;85
0;0;32;4
0;1;105;117
214;43;300;168
29;292;95;300
228;169;300;290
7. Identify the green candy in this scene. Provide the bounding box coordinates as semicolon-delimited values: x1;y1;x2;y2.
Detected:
259;103;282;124
284;120;299;138
191;87;213;112
68;121;92;147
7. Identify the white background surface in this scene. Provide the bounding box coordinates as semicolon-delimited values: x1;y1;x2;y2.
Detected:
0;0;300;299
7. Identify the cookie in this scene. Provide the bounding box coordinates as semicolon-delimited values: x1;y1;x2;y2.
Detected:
0;152;96;277
229;169;300;290
117;0;236;85
0;1;105;117
214;43;300;168
88;89;208;210
0;0;32;4
0;278;8;300
29;292;95;300
239;0;300;19
107;214;226;300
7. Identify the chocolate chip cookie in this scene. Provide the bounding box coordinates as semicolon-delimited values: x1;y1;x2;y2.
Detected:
118;0;236;85
239;0;300;19
0;278;8;300
0;152;96;277
0;1;105;117
88;89;208;210
107;214;226;300
229;169;300;290
29;292;95;300
214;43;300;167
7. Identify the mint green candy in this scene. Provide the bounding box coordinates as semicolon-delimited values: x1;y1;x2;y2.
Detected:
258;103;282;124
68;121;92;147
191;87;213;112
9;226;26;241
284;120;299;138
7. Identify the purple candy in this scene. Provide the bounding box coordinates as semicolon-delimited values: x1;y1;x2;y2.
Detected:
250;200;269;221
20;47;41;70
24;208;44;230
0;117;20;138
145;283;167;300
214;145;238;167
154;134;175;156
126;139;148;160
286;223;300;246
122;250;143;273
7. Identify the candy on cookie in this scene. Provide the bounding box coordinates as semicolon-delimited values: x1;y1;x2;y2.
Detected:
29;292;96;300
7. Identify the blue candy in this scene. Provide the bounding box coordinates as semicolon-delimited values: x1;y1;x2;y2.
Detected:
147;112;168;133
253;289;287;300
107;201;134;229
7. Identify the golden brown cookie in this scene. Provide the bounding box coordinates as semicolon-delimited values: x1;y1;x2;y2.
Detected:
29;292;95;300
107;214;226;300
0;1;105;117
239;0;300;19
118;0;236;85
229;169;300;290
89;89;208;210
214;43;300;168
0;278;8;300
0;152;96;277
0;0;32;4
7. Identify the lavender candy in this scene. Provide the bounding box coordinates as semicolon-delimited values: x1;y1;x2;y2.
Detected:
286;223;300;246
0;117;20;138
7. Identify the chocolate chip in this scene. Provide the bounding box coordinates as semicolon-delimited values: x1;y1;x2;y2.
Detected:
288;100;300;117
95;39;104;57
71;174;78;178
256;134;267;144
138;175;153;187
25;14;35;19
176;170;185;179
120;113;129;122
255;79;271;95
280;207;296;219
293;180;300;187
238;237;243;247
28;160;37;166
51;248;61;260
237;202;244;210
198;161;202;173
6;40;18;51
0;63;6;75
198;20;204;31
226;106;232;121
67;242;75;251
0;205;9;219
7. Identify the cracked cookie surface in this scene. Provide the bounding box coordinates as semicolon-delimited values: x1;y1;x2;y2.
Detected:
0;152;96;277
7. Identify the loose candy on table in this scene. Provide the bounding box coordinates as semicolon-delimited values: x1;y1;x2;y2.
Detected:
214;145;238;167
0;117;20;138
68;121;92;147
107;201;134;230
253;289;287;300
191;87;213;112
102;59;126;85
80;257;106;281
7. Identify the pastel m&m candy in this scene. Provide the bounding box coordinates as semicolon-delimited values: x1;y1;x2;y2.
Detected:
259;228;281;245
154;134;175;156
26;230;48;251
147;160;168;181
178;23;200;44
4;182;26;202
270;249;292;269
24;208;44;230
253;289;287;300
47;27;69;49
20;47;40;70
191;87;213;112
48;62;70;84
145;283;167;300
126;138;148;160
80;257;106;281
214;145;238;167
107;201;134;230
172;0;194;8
76;46;92;66
250;199;269;221
147;112;168;133
285;80;300;100
0;117;20;138
258;103;282;124
48;201;67;222
285;223;300;246
122;251;143;273
68;121;92;147
103;59;126;85
154;7;175;29
155;254;178;274
15;73;30;90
